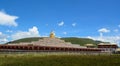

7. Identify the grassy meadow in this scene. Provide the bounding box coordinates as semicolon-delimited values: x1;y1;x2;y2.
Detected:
0;53;120;66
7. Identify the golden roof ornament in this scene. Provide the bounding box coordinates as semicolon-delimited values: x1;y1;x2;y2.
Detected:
50;31;55;38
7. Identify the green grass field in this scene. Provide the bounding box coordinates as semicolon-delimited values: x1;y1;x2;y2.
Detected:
0;53;120;66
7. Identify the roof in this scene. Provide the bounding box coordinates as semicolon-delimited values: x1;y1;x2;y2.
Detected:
98;43;117;45
85;44;95;46
115;48;120;51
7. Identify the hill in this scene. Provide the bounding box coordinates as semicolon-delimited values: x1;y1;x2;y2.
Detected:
6;37;103;46
61;37;102;46
7;37;43;44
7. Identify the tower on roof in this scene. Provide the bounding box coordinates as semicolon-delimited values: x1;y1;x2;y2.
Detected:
50;31;55;38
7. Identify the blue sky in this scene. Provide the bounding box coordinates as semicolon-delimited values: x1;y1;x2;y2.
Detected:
0;0;120;45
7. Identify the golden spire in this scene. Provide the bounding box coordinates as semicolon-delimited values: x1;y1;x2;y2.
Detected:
50;31;55;38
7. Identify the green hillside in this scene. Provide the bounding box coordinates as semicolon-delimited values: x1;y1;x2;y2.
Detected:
61;37;102;46
7;37;43;44
6;37;102;46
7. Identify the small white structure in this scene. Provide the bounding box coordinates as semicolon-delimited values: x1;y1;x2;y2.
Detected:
85;44;95;48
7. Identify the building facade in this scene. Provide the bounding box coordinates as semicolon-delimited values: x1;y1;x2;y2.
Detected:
0;32;102;53
98;43;118;52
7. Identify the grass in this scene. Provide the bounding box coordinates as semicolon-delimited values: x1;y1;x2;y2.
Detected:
0;53;120;66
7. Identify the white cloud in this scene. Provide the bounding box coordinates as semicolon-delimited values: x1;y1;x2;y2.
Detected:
98;28;110;33
58;21;64;26
98;28;110;40
87;36;104;41
63;32;67;35
29;26;39;35
72;23;76;27
0;11;18;27
0;32;8;43
114;29;119;32
86;28;120;46
46;24;48;26
118;25;120;28
87;36;95;40
86;36;120;46
6;30;13;33
11;26;40;40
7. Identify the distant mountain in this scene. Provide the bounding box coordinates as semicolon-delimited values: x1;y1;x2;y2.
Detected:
6;37;103;46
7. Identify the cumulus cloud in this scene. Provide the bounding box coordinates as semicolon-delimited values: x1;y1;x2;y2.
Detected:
98;28;110;33
98;28;110;40
86;28;120;46
46;24;48;26
63;32;67;35
114;29;119;32
0;32;8;43
87;36;120;46
6;30;13;33
0;11;18;27
118;25;120;28
11;26;40;40
72;23;76;27
87;36;104;41
58;21;64;26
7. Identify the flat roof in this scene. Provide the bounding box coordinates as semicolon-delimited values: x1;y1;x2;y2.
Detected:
98;43;117;45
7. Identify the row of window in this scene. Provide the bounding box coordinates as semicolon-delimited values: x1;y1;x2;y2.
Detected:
0;45;101;51
98;46;117;48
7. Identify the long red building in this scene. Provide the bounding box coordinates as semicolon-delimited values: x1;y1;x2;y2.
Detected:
0;44;102;52
0;32;102;53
